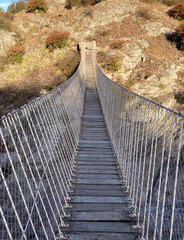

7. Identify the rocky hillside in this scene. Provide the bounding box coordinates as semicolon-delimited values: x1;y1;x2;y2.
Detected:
0;0;184;115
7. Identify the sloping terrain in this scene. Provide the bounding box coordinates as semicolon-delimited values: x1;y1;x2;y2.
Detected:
0;0;184;115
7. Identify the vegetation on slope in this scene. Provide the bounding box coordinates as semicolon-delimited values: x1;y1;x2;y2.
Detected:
26;0;48;13
7;1;26;14
65;0;104;9
168;2;184;20
140;0;181;6
46;30;70;50
0;0;184;116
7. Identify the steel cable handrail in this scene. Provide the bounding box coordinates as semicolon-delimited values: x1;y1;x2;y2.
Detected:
91;41;184;240
0;43;87;240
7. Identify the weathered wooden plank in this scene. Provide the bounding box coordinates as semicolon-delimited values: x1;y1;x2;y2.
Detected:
76;169;118;174
77;158;115;162
78;151;114;155
68;232;139;240
76;173;119;179
77;166;117;170
77;162;116;166
64;221;138;233
71;189;124;196
74;184;123;191
71;196;125;203
79;140;111;144
76;179;121;185
79;144;112;149
70;203;130;211
77;155;115;160
70;211;136;222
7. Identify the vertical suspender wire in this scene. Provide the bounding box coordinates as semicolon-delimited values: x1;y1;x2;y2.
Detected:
146;106;160;239
3;114;44;240
142;104;157;238
37;96;71;213
23;105;66;232
131;98;143;208
0;128;28;240
133;100;148;217
14;110;63;239
31;101;68;226
137;101;151;228
126;94;136;194
42;94;75;193
153;110;168;240
45;93;72;200
159;113;175;239
169;117;183;240
129;97;142;203
52;95;75;192
0;206;13;240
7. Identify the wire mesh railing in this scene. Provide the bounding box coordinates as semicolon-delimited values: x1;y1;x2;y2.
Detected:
0;43;86;240
92;41;184;240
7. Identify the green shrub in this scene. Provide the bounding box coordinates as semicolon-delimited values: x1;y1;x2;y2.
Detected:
26;0;48;13
106;56;121;72
46;30;70;50
168;2;184;20
0;7;4;12
7;1;26;14
65;0;103;9
7;45;25;64
0;15;13;31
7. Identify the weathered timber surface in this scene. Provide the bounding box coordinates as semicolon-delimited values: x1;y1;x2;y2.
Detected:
63;51;140;239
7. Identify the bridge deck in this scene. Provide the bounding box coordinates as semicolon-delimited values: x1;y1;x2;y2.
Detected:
63;52;140;239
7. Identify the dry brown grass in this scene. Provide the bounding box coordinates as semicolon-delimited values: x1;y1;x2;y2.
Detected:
140;0;181;6
136;8;152;20
110;17;146;39
86;29;110;47
0;50;80;116
145;35;184;62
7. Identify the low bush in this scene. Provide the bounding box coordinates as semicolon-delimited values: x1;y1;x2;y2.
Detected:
168;2;184;20
7;45;25;64
0;7;3;12
7;1;26;14
46;30;70;50
173;23;184;50
106;56;121;72
4;12;14;21
0;15;13;31
111;40;124;49
26;0;48;13
65;0;103;9
175;91;184;103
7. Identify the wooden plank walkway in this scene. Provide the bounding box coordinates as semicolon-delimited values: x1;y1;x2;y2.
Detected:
62;50;140;239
